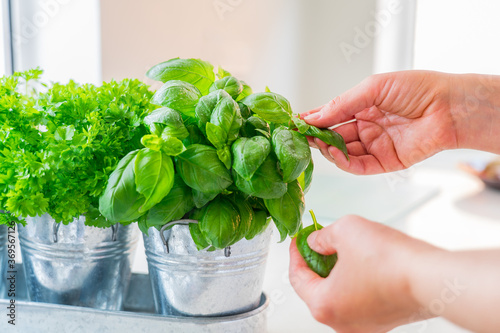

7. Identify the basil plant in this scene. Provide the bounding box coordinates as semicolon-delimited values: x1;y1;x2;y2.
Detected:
99;58;348;250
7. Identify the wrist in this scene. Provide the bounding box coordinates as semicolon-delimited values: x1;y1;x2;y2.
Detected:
405;241;449;321
450;74;500;153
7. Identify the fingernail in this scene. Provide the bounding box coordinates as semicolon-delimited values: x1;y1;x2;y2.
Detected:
328;148;336;162
304;113;320;121
307;232;317;247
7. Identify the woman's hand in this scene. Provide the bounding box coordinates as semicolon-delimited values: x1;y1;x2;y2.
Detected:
289;215;440;333
301;71;500;175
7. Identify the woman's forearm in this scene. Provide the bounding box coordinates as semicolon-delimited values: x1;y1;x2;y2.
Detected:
408;248;500;332
451;74;500;154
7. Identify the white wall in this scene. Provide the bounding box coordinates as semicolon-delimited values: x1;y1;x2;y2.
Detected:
414;0;500;74
100;0;377;114
11;0;101;84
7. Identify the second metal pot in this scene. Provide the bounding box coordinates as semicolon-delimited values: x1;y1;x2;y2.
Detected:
144;221;272;317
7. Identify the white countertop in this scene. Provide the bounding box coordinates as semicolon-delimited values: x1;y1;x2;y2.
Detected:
132;149;500;333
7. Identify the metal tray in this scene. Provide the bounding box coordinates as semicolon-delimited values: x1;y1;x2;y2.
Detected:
0;265;269;333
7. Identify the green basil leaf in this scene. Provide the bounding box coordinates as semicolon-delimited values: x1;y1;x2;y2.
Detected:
146;175;194;228
241;92;292;124
144;107;189;140
305;126;348;159
134;148;175;213
183;124;208;147
161;136;186;156
199;196;239;249
194;91;219;134
237;102;252;119
99;150;146;223
245;209;270;241
141;134;163;151
227;194;253;244
231;136;271;180
176;144;232;194
272;127;311;183
233;153;287;199
246;196;267;211
192;189;219;209
301;157;314;194
217;66;232;79
206;122;226;149
189;221;211;250
240;116;270;137
209;76;243;99
264;180;305;236
146;58;215;95
151;80;202;118
296;223;337;278
137;214;149;235
236;81;253;102
209;91;242;143
217;145;232;169
273;218;289;243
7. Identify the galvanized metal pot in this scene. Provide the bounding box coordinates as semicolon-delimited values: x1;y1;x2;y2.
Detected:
18;214;139;310
0;224;7;299
143;220;272;317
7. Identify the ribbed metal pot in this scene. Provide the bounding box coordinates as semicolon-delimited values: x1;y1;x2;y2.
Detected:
143;221;272;317
18;214;139;310
0;224;7;299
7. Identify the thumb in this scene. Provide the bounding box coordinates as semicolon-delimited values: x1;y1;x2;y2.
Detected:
307;226;338;256
302;76;381;128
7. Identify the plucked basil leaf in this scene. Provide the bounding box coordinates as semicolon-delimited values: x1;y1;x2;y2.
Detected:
146;175;194;229
292;115;310;134
151;80;202;118
305;126;348;159
241;92;292;124
264;180;305;236
272;127;312;183
245;210;270;241
146;58;215;95
296;221;337;278
144;107;189;140
209;76;243;99
233;153;287;199
176;144;232;194
134;148;175;213
99;150;146;223
240;116;270;137
231;136;271;180
199;196;240;249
